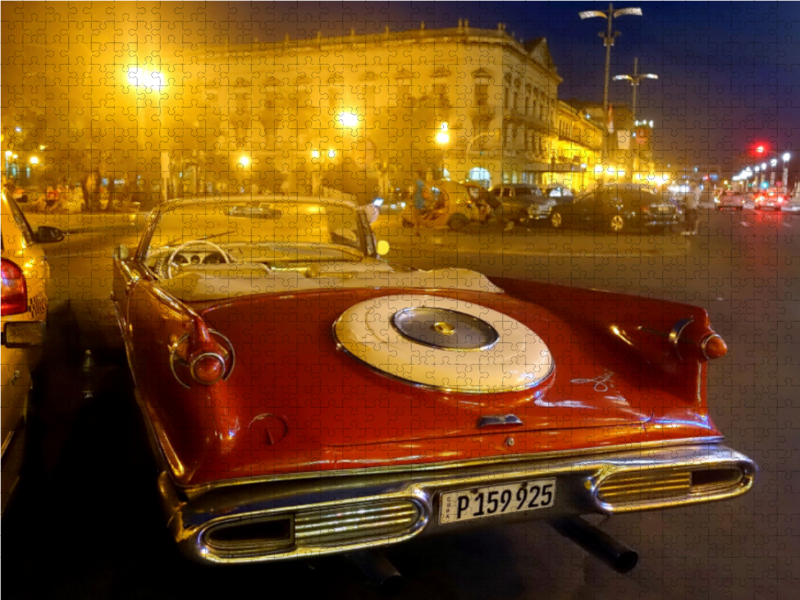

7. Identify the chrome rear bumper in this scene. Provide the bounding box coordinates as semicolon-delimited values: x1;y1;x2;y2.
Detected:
159;441;756;564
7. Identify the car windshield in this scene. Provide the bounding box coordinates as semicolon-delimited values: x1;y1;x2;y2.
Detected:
144;198;367;267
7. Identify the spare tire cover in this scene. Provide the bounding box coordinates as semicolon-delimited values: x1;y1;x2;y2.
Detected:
333;294;553;393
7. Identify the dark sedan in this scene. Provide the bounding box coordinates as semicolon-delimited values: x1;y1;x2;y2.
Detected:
547;184;682;234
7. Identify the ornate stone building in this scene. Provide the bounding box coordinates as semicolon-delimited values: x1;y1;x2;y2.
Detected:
176;21;603;197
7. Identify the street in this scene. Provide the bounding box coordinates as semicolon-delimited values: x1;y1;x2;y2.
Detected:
4;206;798;600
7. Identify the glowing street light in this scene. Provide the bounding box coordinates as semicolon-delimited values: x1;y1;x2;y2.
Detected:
238;155;250;168
337;112;359;128
613;57;658;125
579;4;643;122
435;122;450;145
328;149;336;158
311;150;320;159
29;156;39;165
127;67;166;91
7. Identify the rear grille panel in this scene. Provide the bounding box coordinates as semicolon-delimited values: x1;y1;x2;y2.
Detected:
597;471;692;505
203;498;423;559
596;466;750;511
295;499;421;547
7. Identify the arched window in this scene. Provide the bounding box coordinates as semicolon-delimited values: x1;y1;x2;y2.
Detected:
468;167;492;187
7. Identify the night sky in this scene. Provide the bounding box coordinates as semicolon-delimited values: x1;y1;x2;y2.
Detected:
3;1;799;176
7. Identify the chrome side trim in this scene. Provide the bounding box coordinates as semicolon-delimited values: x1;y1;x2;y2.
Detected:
178;435;724;494
478;414;523;428
668;317;694;346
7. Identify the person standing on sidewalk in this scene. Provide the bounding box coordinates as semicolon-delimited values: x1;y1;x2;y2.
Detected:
411;169;431;237
683;184;701;235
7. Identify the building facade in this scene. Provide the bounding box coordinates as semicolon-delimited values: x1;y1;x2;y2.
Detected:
175;22;601;197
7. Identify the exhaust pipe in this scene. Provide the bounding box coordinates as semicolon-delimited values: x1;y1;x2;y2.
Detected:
550;517;639;574
346;550;402;593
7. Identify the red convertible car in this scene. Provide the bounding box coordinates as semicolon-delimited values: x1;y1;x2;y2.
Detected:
112;195;755;573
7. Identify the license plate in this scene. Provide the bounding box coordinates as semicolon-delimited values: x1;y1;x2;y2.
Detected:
439;479;556;524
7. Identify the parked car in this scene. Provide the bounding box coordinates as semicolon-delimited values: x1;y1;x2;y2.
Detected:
545;184;575;203
547;184;682;234
112;194;755;570
781;187;800;213
401;180;490;232
1;191;63;514
754;188;786;211
489;184;555;229
715;191;745;211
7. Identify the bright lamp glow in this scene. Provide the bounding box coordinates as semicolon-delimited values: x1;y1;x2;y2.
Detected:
239;155;250;167
783;152;791;162
338;112;359;127
311;150;320;159
435;131;450;145
127;68;166;90
29;156;39;165
328;149;336;158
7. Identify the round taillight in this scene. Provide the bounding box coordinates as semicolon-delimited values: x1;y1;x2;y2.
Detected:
702;334;727;359
1;258;28;316
191;353;226;385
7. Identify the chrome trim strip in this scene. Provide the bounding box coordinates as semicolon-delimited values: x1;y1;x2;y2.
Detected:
178;435;724;494
668;317;694;346
478;414;523;428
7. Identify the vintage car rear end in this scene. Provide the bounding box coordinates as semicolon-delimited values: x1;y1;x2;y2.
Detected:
113;195;755;569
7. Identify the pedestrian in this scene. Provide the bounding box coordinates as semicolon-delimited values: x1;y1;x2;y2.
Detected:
83;170;102;213
683;184;701;235
411;169;431;237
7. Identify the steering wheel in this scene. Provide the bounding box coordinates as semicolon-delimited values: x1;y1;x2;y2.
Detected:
165;240;230;279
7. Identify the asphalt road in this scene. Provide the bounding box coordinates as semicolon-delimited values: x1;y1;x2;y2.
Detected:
4;206;798;599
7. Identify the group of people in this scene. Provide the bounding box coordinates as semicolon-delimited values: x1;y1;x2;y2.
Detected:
4;171;115;214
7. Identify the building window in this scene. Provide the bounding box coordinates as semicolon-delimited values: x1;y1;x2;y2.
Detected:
475;83;489;107
329;88;344;109
525;86;532;116
434;84;450;108
394;83;412;108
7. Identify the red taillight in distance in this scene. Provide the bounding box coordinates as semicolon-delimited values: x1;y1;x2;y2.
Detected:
1;258;28;316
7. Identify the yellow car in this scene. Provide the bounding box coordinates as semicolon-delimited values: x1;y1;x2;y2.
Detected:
1;190;62;513
401;180;490;232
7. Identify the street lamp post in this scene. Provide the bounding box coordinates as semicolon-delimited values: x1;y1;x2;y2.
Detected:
782;152;791;190
613;57;658;126
580;4;643;144
613;57;657;175
127;67;167;202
